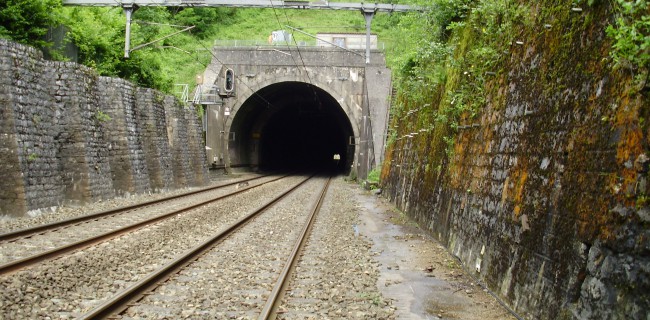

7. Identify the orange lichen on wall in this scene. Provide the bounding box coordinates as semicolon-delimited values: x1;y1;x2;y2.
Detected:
470;166;488;192
449;132;471;189
381;143;394;180
380;2;648;319
513;169;528;220
613;92;645;205
575;193;617;241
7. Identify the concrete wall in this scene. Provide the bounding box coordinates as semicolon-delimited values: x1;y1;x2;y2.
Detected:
0;40;208;218
381;3;648;320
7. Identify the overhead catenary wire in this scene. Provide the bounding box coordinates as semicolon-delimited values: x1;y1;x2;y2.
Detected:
133;20;190;28
268;2;306;81
271;1;324;110
117;2;274;109
60;3;342;112
127;4;276;108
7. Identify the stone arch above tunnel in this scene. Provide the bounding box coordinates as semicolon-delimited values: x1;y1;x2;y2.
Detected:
226;73;362;144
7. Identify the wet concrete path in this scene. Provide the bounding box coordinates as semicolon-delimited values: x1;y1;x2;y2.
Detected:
354;185;517;320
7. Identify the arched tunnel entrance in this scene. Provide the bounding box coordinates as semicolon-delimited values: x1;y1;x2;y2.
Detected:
229;81;355;174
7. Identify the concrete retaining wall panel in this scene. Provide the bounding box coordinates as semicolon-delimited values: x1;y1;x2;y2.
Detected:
164;96;192;188
52;61;115;205
1;40;64;215
98;77;151;196
185;104;208;185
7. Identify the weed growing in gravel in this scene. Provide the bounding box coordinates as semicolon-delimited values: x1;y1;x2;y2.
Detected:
358;292;384;306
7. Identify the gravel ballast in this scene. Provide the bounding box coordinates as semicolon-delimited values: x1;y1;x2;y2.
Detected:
0;175;305;318
0;173;259;234
122;177;327;319
279;178;395;319
0;174;520;319
0;175;277;265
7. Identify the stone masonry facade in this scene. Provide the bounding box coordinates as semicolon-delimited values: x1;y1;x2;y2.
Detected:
0;39;208;217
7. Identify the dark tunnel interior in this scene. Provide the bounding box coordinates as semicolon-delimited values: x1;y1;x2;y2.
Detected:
231;81;354;174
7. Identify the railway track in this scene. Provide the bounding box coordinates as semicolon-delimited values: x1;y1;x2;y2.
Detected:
0;174;287;273
80;175;332;319
1;174;353;319
0;174;272;241
0;175;398;319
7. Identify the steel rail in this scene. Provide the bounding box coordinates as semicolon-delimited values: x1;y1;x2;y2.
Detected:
259;176;332;320
79;175;315;319
0;174;290;275
0;174;270;242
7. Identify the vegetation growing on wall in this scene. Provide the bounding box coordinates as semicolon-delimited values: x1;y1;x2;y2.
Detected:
0;0;61;47
382;0;649;318
384;0;648;172
606;0;649;89
384;0;532;166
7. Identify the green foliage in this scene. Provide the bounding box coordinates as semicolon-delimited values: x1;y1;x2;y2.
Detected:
27;153;38;162
0;0;61;47
358;292;383;306
367;167;381;184
60;7;178;91
172;7;237;38
2;0;419;94
386;130;398;148
606;0;649;87
95;110;112;122
388;0;531;164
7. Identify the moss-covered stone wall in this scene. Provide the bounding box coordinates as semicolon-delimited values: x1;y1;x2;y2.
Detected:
381;2;648;319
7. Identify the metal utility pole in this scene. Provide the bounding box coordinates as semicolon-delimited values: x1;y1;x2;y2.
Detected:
362;8;377;64
123;4;133;58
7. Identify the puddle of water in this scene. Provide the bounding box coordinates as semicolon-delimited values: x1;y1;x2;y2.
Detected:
356;195;442;319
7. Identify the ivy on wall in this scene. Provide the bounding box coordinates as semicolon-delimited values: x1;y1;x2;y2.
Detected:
606;0;649;90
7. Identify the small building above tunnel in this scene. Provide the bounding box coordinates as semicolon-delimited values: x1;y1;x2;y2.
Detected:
199;45;392;178
316;32;379;50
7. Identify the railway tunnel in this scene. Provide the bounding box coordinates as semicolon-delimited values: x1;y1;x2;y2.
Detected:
203;47;392;179
228;81;354;173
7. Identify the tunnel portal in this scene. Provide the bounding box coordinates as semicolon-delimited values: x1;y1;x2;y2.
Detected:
230;81;354;173
203;46;391;179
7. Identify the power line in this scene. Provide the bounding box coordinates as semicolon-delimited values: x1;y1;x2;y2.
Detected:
273;2;323;110
124;8;272;108
133;20;189;28
268;1;310;84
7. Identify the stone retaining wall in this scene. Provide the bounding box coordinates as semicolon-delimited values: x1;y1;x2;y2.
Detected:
0;39;208;217
381;3;648;320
